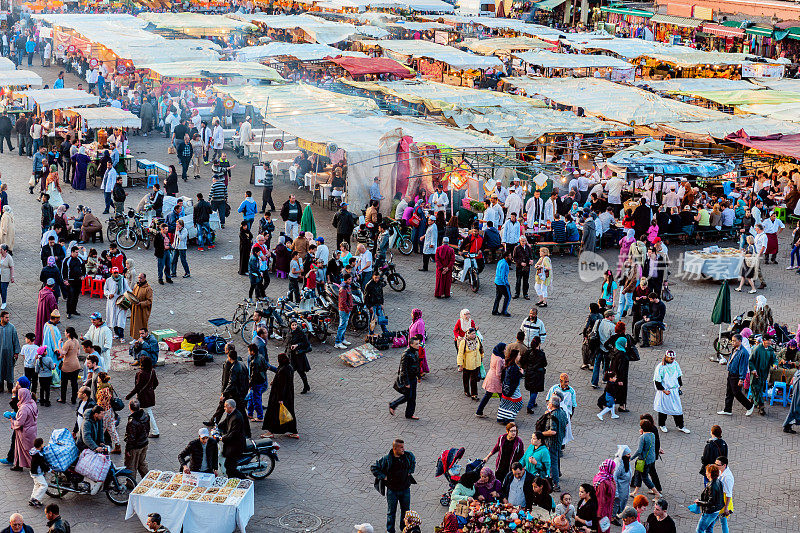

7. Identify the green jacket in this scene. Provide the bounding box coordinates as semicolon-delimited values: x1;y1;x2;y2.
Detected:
521;443;550;478
749;344;776;376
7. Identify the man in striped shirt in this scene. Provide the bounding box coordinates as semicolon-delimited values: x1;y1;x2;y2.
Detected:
261;162;275;212
209;174;228;229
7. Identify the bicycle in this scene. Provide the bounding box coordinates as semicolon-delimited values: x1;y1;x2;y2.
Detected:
115;210;152;250
233;297;273;342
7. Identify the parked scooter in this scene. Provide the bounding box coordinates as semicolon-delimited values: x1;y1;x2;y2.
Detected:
452;252;480;293
322;282;370;331
210;426;280;480
377;252;406;292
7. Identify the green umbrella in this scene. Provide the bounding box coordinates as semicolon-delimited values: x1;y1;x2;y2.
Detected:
711;279;732;343
300;203;316;238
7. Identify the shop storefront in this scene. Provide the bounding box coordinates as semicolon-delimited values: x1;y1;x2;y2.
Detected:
698;23;746;53
649;14;703;45
599;5;654;38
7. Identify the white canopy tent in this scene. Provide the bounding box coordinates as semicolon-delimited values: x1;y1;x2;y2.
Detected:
513;50;633;69
420;14;564;40
217;83;502;212
656;115;800;141
235;43;366;62
505;77;726;126
341;79;626;143
137;12;256;34
68;107;142;129
228;13;389;44
0;70;43;87
18;89;99;112
463;37;552;55
361;39;504;70
636;78;761;93
0;58;17;71
142;61;284;82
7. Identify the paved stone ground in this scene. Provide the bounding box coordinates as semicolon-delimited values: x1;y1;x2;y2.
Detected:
0;62;798;532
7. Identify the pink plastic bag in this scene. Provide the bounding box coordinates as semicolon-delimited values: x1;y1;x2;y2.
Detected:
392;334;407;348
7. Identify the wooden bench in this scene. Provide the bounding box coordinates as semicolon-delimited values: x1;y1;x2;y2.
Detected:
533;241;581;255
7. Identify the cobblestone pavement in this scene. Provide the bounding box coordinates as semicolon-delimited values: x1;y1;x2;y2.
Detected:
0;63;798;532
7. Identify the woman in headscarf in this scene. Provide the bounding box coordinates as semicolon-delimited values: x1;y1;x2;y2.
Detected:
45;165;63;207
457;328;484;400
611;445;632;526
610;325;632;412
408;309;428;376
124;259;137;290
452;308;476;352
52;204;69;240
593;459;617;529
238;221;252;276
474;467;502;502
497;346;524;425
71;145;91;190
286;320;311;394
750;295;774;337
448;470;479;512
616;229;636;276
262;353;298;439
653;350;688;434
11;388;37;469
273;235;291;279
401;510;422;533
476;342;505;418
0;206;15;253
96;387;121;454
40;256;65;301
164;165;179;197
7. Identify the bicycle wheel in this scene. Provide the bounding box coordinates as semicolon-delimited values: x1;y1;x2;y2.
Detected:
231;306;247;333
388;273;406;292
397;236;413;255
116;227;138;250
106;222;118;242
240;319;256;343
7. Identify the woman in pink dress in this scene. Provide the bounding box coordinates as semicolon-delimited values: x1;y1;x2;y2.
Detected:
593;458;617;530
616;229;636;276
11;388;38;469
408;309;428;376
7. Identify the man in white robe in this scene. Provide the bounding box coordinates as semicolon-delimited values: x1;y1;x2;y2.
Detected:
103;268;130;341
85;312;114;372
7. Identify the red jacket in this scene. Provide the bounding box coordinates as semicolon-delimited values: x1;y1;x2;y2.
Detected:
338;283;354;312
453;318;476;341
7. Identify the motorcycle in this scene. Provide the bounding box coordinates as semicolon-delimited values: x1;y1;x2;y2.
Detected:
211;427;279;480
322;282;370;331
386;219;413;255
452;252;480;293
46;449;136;506
378;252;406;292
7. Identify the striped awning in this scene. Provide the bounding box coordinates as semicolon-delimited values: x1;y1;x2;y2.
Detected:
702;23;745;38
534;0;569;11
650;14;703;29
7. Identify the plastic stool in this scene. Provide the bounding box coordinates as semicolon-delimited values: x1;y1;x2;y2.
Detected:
774;207;787;223
147;174;159;188
90;277;105;298
80;276;92;295
770;381;789;406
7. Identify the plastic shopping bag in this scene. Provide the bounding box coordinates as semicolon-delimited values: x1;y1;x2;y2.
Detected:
42;428;78;472
278;403;293;425
75;449;111;482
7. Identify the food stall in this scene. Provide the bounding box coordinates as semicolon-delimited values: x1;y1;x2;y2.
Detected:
681;247;743;280
0;70;43;87
125;470;254;533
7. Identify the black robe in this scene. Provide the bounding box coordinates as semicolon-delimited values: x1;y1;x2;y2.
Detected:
286;329;311;374
262;364;296;434
239;227;252;275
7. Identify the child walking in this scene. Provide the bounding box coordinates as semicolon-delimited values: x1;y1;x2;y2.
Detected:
29;438;49;508
21;333;39;394
36;346;55;407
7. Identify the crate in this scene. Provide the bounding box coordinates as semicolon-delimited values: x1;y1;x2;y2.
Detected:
152;329;178;341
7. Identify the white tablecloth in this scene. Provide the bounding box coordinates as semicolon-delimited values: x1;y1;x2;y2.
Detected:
125;484;255;533
681;251;743;280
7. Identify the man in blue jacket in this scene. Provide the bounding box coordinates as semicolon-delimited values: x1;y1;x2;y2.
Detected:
492;249;512;317
717;334;754;416
237;191;257;231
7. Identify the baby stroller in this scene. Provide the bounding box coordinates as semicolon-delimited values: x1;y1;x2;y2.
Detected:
435;447;484;507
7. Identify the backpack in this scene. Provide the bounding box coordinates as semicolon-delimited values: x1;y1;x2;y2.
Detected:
535;411;551;433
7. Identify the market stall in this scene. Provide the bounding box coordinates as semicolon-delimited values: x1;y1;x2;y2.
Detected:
16;88;99;112
462;36;553;57
513;49;634;78
125;470;254;533
330;56;415;79
681;247;743;280
235;42;366;62
137;12;257;37
228;13;389;45
0;70;43;87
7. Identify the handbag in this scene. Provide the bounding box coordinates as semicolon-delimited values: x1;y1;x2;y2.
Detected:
167;145;176;155
409;212;421;228
479;362;487;379
661;285;673;302
110;388;124;412
635;459;645;473
278;403;293;425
